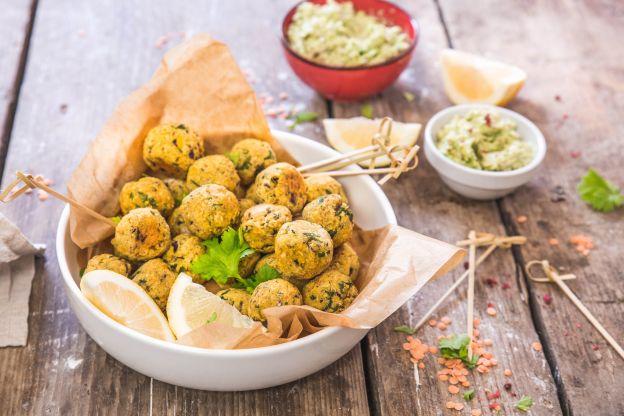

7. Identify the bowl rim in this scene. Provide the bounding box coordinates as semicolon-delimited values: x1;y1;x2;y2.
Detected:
280;0;419;71
424;104;547;178
56;129;397;357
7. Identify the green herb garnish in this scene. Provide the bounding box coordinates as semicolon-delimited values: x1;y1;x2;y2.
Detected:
226;152;240;166
111;215;121;225
439;333;479;369
463;389;475;401
233;264;280;294
577;168;624;212
288;111;319;131
516;395;534;412
206;312;218;324
191;228;253;286
402;91;415;102
361;104;373;119
393;325;417;335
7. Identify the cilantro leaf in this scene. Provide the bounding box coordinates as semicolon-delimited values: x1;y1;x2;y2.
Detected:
206;311;218;324
190;228;254;286
361;104;373;119
439;333;479;369
577;168;624;212
393;325;417;335
463;389;475;401
516;395;533;412
234;264;280;293
225;152;240;166
288;111;319;131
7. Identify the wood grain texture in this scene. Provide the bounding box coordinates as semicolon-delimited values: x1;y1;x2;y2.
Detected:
331;0;561;414
437;0;624;414
0;0;367;415
0;0;36;176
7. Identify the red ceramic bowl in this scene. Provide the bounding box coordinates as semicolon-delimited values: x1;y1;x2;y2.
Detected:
281;0;418;102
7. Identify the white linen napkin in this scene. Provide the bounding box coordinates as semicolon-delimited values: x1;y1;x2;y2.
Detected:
0;213;44;347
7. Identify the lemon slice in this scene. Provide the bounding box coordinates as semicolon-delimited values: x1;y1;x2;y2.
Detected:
440;49;526;106
80;270;175;341
323;117;421;167
166;273;254;338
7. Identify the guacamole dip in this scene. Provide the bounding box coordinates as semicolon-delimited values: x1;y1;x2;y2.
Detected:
435;110;533;171
287;0;410;68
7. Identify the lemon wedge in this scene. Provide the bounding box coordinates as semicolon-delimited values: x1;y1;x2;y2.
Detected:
80;270;175;341
166;273;254;338
323;117;421;167
440;49;526;106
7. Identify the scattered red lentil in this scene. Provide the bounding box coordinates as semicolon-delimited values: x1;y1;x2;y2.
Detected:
448;385;459;394
438;322;448;331
484;277;498;287
570;234;594;256
543;293;553;305
441;316;452;325
428;319;437;327
503;368;512;377
486;307;497;317
471;409;482;416
501;282;511;290
504;383;512;390
532;342;543;352
548;238;559;246
570;150;581;158
555;95;562;101
516;215;528;224
592;344;600;351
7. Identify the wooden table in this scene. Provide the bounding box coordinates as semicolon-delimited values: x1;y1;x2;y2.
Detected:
0;0;622;414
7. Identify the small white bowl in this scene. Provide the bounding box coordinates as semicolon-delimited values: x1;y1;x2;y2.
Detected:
424;104;546;200
56;130;397;391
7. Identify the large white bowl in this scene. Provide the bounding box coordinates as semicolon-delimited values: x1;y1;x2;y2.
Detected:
424;104;546;200
56;130;397;391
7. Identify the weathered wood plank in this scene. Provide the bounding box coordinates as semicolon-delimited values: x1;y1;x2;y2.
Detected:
437;0;624;414
0;0;36;176
0;0;368;415
331;0;561;414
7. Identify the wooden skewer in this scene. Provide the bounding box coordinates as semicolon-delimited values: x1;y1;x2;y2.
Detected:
0;171;117;227
297;145;377;173
526;260;624;361
466;230;477;360
302;167;406;178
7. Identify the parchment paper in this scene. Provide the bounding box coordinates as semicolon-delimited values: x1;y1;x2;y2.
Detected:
66;34;465;349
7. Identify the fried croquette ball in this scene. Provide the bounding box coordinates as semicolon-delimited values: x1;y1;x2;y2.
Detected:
302;194;354;246
143;124;204;178
239;251;262;278
112;208;171;262
254;253;279;274
178;184;239;240
84;254;132;277
229;138;277;185
163;178;188;206
217;288;251;314
248;278;302;321
274;220;333;280
303;270;358;313
186;155;240;192
326;243;360;281
131;259;177;311
168;207;191;236
241;204;292;253
304;175;347;203
119;177;175;217
250;163;307;214
163;234;205;283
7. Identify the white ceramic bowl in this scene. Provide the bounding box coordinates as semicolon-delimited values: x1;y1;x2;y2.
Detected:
424;104;546;200
56;130;397;391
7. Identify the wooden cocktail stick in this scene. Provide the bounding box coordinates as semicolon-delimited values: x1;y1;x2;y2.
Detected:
466;230;477;360
526;260;624;361
0;171;117;227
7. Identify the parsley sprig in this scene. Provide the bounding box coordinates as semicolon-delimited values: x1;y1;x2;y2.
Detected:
191;228;280;291
516;395;534;412
577;168;624;212
438;333;479;369
288;111;318;131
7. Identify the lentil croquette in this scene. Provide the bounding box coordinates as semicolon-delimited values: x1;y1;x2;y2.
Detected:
142;124;204;178
178;184;239;239
112;208;171;262
119;176;175;217
274;220;333;280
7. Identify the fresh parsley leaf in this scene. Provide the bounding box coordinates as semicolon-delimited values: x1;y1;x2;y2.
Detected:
361;104;373;119
111;215;121;225
288;111;319;131
206;311;218;324
516;395;534;412
439;333;479;369
237;264;280;293
577;168;624;212
226;152;240;166
463;389;475;401
79;268;85;277
190;228;254;286
393;325;417;335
